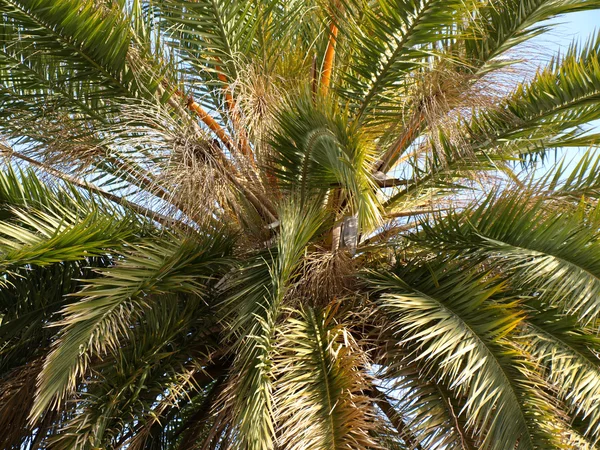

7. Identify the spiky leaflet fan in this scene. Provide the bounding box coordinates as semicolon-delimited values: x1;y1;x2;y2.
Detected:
2;0;600;449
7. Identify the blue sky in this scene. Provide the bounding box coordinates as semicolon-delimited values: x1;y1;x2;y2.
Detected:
546;10;600;51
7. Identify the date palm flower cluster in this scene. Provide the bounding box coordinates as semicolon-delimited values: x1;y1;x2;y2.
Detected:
4;0;600;449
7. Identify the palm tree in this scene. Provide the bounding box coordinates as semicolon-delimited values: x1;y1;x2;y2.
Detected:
3;0;600;448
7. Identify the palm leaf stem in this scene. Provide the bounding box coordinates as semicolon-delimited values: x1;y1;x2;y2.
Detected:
434;382;474;450
321;21;338;96
3;148;172;223
186;96;237;152
378;112;424;173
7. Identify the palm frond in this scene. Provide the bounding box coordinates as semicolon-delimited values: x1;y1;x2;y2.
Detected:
274;304;377;450
369;261;558;450
0;207;140;276
154;0;257;82
30;232;233;421
0;165;148;277
373;355;476;450
339;0;471;121
0;165;98;218
521;302;600;442
270;95;381;230
463;0;600;75
418;191;600;325
0;0;163;105
49;295;226;450
219;200;326;450
460;32;600;160
540;148;600;201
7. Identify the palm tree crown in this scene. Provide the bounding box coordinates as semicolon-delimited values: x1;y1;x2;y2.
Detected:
2;0;600;449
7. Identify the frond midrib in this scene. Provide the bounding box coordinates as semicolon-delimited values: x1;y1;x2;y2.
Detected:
310;308;339;449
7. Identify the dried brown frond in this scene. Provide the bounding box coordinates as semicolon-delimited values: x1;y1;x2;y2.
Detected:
379;53;531;179
227;63;286;162
409;65;507;164
2;106;104;174
287;249;356;307
99;101;244;227
160;139;233;224
0;358;53;449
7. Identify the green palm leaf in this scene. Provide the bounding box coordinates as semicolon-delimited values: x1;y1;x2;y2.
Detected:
340;0;470;121
270;95;381;229
31;233;233;420
2;0;600;448
418;191;600;324
522;303;600;441
370;261;558;449
274;304;377;450
219;200;325;450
